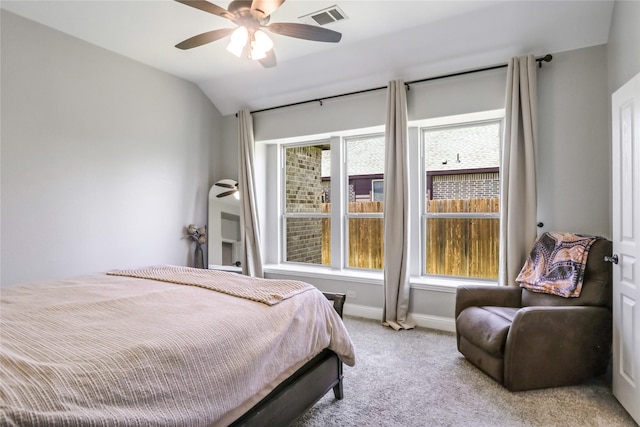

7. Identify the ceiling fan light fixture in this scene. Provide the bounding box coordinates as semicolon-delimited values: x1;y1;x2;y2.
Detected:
249;30;273;60
226;26;248;57
175;0;343;68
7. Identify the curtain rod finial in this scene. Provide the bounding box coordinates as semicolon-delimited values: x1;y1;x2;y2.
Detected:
538;54;552;68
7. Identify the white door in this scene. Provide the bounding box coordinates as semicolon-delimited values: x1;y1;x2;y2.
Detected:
611;72;640;424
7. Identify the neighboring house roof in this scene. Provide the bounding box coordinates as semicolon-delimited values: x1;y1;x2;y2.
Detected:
321;135;386;177
321;122;500;177
425;122;500;171
346;135;386;176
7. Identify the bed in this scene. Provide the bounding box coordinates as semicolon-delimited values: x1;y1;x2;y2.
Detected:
0;266;355;426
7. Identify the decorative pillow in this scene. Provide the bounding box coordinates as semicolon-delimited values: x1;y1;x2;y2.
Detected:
516;232;600;298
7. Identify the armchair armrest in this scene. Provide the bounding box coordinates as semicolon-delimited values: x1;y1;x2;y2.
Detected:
455;285;522;319
503;306;612;391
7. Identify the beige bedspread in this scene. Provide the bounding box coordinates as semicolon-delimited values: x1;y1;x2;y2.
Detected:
0;269;355;427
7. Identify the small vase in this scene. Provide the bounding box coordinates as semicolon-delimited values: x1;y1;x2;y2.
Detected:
194;243;204;269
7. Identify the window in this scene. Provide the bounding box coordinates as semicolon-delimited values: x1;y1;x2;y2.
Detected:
280;133;385;270
422;120;502;279
275;111;502;282
283;143;330;266
345;134;385;270
371;180;384;201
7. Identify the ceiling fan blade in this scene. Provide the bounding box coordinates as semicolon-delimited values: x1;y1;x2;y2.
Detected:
215;182;236;189
175;0;233;20
251;0;285;19
266;23;342;43
259;49;277;68
217;189;238;198
175;28;234;50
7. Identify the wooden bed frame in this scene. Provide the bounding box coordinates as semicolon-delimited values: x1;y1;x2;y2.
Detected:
230;292;346;426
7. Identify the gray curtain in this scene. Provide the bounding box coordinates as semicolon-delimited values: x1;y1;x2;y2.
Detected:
382;80;415;330
237;109;264;278
499;55;538;286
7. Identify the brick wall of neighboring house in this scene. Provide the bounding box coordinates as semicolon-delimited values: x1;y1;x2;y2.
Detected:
324;171;500;202
285;146;323;264
432;172;499;200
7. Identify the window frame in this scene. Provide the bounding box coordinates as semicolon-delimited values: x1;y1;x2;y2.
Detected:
279;132;388;272
419;116;504;280
264;110;505;288
343;133;386;272
280;140;332;267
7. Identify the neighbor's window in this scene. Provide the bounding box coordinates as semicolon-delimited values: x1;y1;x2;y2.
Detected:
422;120;501;279
371;179;384;202
283;143;331;265
345;134;385;270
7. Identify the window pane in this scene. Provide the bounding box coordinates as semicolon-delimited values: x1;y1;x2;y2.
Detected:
424;122;500;212
347;217;384;270
372;180;384;201
285;217;330;265
285;144;330;213
346;135;384;209
345;134;385;271
423;120;501;279
425;217;499;279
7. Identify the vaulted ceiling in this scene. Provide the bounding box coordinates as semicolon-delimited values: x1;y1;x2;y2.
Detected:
1;1;615;115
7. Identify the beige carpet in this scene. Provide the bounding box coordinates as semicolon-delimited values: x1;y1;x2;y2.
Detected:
294;316;636;427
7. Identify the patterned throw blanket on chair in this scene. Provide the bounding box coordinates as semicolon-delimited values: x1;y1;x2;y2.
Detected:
516;232;601;298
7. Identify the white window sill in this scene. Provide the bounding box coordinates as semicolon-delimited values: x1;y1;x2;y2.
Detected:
264;264;384;285
410;275;498;293
263;264;498;292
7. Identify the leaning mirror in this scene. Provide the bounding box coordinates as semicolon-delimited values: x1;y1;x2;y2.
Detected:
208;179;242;271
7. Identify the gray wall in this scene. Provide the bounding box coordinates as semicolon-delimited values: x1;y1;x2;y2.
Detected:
1;11;223;286
607;0;640;95
219;44;612;330
537;45;610;238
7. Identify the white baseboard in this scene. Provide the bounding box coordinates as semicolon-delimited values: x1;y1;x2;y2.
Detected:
344;303;382;320
344;303;456;333
412;313;456;333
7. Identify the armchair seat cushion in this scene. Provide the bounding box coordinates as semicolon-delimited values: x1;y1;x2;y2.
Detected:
456;306;519;356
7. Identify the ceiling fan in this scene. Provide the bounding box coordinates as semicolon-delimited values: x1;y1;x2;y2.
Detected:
174;0;342;68
215;179;239;198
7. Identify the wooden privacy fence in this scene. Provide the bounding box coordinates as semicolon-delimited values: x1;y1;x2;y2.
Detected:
426;198;499;279
321;198;499;278
347;201;384;269
322;202;384;268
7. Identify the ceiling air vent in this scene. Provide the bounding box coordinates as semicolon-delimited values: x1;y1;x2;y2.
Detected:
299;5;347;26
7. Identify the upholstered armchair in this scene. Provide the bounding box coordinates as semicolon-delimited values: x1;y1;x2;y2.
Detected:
455;238;613;391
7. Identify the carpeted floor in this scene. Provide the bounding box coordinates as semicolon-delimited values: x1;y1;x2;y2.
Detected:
294;316;637;427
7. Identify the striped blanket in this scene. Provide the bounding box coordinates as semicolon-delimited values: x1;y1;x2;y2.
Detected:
0;270;355;426
516;232;600;297
107;265;314;305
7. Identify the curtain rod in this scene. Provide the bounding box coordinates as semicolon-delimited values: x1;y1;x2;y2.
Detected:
247;54;552;115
